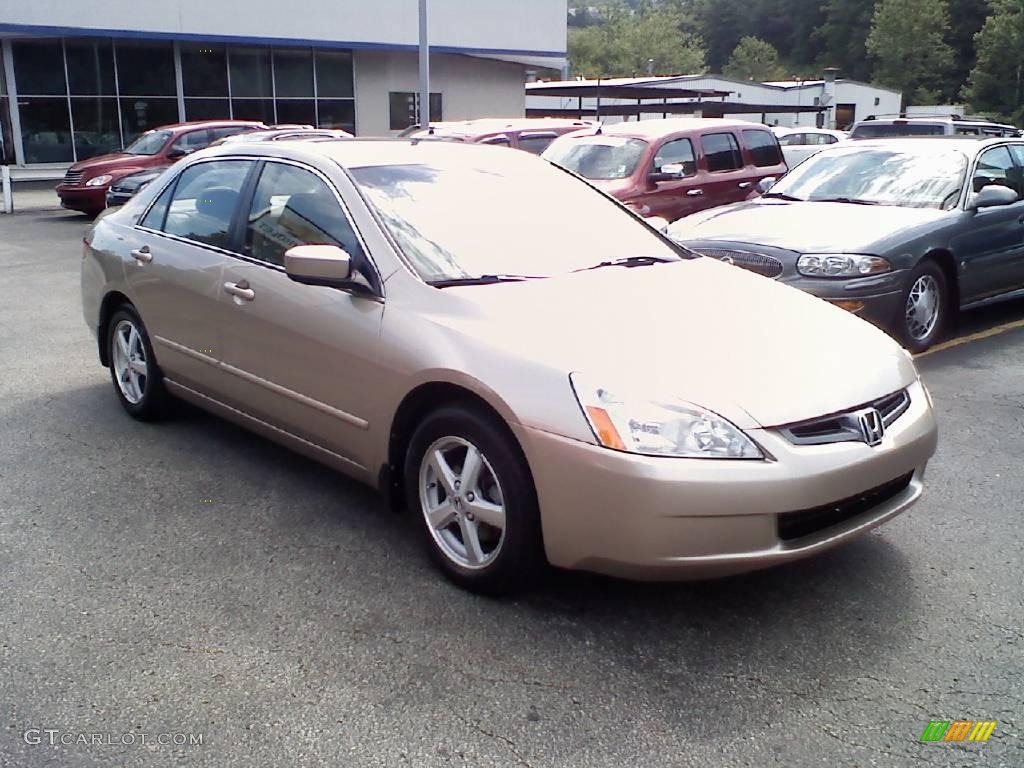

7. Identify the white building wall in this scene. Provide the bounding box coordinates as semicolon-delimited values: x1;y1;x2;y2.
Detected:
0;0;567;66
355;51;526;135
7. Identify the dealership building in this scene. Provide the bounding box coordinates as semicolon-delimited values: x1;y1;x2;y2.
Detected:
0;0;567;167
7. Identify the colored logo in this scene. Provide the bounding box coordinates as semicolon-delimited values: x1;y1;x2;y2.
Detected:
920;720;997;743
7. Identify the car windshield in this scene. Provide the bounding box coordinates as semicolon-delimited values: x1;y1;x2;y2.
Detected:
543;136;648;180
851;123;945;138
124;130;172;155
767;146;968;209
349;154;681;283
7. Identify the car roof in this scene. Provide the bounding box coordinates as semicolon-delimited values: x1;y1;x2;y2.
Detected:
205;136;553;169
153;120;266;133
593;118;770;139
813;136;1018;156
854;115;1017;129
420;118;593;137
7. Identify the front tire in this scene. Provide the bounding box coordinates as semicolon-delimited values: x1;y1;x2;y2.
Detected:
106;306;171;420
898;260;948;353
404;405;544;595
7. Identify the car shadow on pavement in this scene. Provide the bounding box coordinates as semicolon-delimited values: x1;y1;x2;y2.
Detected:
6;380;922;750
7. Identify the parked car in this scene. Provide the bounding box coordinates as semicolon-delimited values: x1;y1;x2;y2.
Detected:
57;120;266;216
667;137;1024;352
543;118;788;222
105;167;168;208
850;114;1018;139
772;126;847;167
211;127;354;146
405;118;594;154
82;139;937;593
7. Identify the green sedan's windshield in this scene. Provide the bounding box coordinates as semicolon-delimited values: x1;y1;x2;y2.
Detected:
349;154;682;283
768;147;969;209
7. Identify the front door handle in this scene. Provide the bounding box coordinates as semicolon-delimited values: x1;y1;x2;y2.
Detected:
686;189;704;197
130;245;152;263
738;181;753;189
223;280;255;302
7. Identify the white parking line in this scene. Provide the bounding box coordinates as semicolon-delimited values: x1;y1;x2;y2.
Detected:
914;317;1024;358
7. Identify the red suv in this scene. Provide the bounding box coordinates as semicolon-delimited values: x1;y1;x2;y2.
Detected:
405;118;595;154
542;118;788;222
56;120;265;216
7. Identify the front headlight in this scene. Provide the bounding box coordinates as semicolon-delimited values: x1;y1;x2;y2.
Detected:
570;374;763;459
797;253;891;277
85;175;113;187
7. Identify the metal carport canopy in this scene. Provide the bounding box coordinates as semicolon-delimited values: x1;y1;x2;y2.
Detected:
526;80;731;100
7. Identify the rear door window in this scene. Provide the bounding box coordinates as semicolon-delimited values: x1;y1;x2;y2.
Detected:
701;132;744;172
742;129;783;167
652;138;696;175
161;160;253;249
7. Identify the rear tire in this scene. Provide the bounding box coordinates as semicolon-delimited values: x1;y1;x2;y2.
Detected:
106;306;171;421
404;404;545;595
898;260;948;353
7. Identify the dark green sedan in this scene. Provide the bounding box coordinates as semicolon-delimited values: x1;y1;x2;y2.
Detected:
667;137;1024;352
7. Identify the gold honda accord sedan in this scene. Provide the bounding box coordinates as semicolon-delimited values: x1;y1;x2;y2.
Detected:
82;139;938;593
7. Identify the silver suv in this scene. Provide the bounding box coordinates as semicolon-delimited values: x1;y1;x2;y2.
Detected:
850;115;1019;139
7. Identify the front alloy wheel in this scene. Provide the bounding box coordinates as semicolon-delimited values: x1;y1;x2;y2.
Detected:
900;261;947;353
405;405;544;594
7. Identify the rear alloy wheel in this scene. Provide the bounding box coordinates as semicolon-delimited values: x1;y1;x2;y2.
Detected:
107;307;170;420
405;405;544;594
899;261;948;353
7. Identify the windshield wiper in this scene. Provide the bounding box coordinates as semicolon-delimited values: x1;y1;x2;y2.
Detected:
812;196;880;205
429;273;542;288
762;191;804;201
574;255;675;273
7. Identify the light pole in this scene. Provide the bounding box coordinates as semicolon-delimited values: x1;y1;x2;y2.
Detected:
418;0;430;128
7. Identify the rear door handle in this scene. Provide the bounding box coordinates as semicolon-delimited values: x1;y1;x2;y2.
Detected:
223;280;255;302
686;189;704;197
738;181;753;189
130;245;152;263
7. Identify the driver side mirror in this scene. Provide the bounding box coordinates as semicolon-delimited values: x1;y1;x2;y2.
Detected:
968;184;1019;210
649;163;686;183
756;176;777;194
166;147;190;160
285;244;357;289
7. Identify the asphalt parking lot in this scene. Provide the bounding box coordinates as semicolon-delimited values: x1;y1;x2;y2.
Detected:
1;204;1022;768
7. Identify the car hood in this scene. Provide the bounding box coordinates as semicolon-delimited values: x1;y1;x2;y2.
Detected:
68;153;152;175
668;199;947;252
444;257;916;429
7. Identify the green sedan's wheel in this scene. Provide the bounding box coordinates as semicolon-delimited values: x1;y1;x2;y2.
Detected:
899;260;948;353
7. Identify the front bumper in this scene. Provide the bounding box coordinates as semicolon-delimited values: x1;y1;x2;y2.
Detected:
786;271;907;334
56;184;106;213
520;379;937;580
105;189;135;207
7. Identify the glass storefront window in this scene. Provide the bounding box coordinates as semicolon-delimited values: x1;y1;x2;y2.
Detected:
120;98;179;144
20;97;73;163
273;49;313;98
115;41;176;96
71;97;121;158
182;44;228;97
231;98;275;124
230;48;273;98
314;51;353;98
185;98;231;121
275;99;315;126
13;39;67;96
317;99;355;132
66;40;116;96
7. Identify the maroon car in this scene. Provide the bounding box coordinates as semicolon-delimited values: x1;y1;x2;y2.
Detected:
56;120;265;215
405;118;595;154
543;118;788;222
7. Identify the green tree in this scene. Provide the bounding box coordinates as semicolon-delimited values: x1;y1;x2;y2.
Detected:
866;0;956;103
568;2;706;78
723;37;786;80
947;0;990;92
814;0;875;80
964;0;1024;121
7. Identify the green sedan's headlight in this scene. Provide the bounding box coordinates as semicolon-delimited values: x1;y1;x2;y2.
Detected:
797;253;891;277
570;374;763;459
